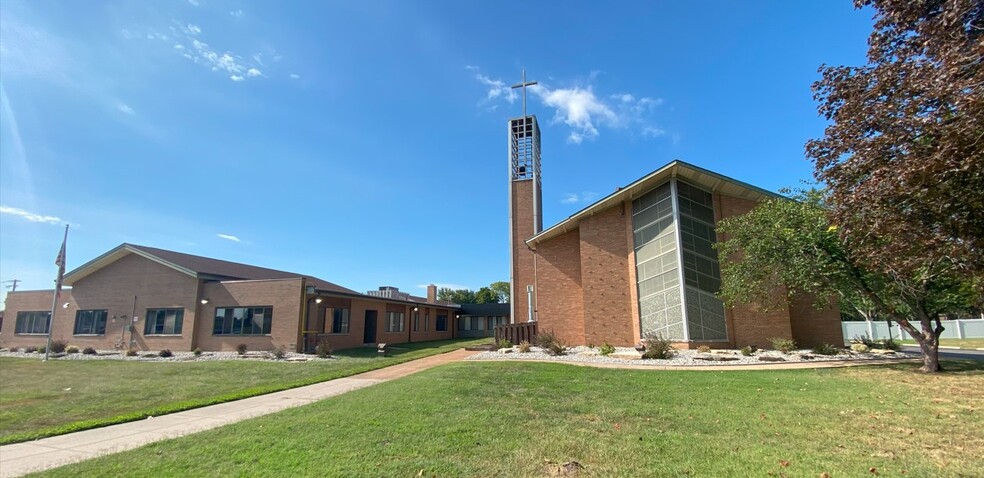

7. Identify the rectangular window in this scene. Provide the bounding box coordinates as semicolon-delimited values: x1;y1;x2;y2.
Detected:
329;308;350;334
15;311;51;334
413;311;420;331
145;309;184;335
385;311;405;333
424;310;430;331
74;309;108;335
213;307;272;335
436;314;448;332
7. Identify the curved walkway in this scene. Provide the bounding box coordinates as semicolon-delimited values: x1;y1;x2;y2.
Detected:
469;356;920;371
0;349;475;478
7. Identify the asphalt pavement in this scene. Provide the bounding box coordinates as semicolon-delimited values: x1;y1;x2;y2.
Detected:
902;345;984;361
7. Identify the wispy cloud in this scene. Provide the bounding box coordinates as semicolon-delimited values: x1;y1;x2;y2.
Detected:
468;68;667;144
187;24;201;35
216;233;241;242
560;192;599;205
117;103;135;115
0;205;62;224
289;73;300;79
230;10;244;18
184;38;262;82
465;66;517;104
187;0;199;6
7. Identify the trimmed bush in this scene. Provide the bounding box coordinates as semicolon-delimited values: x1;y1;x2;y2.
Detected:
36;344;47;354
770;337;797;354
23;346;37;353
517;340;532;353
49;340;68;354
272;347;287;360
878;338;902;351
82;347;97;355
641;332;675;360
158;349;173;358
696;345;711;353
496;338;513;349
192;348;202;356
315;341;332;359
599;342;616;356
740;345;755;356
125;349;138;357
236;344;248;355
812;343;840;356
66;346;80;354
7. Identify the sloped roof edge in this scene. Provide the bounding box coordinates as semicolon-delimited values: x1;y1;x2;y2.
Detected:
527;160;784;246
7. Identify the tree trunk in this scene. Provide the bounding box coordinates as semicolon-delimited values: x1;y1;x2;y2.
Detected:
897;316;944;373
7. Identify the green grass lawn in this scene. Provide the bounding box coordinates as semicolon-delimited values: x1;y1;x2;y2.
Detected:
902;338;984;349
0;338;488;445
34;360;983;478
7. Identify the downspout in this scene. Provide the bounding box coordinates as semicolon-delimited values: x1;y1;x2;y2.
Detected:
297;279;308;353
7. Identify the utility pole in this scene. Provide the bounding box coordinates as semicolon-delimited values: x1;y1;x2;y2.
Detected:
3;279;20;292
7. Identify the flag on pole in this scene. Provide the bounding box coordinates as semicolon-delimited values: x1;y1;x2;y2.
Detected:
45;225;68;361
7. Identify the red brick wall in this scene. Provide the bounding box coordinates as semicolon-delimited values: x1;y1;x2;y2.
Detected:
579;203;637;347
197;278;304;352
534;229;584;345
512;180;537;324
789;294;844;348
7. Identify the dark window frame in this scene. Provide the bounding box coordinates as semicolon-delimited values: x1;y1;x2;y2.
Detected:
212;306;273;336
144;308;185;335
15;311;51;335
329;308;350;334
74;309;108;335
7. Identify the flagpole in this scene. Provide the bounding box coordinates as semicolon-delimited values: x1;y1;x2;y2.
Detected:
44;224;69;362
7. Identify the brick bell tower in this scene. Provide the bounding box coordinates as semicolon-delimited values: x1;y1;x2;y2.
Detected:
508;69;542;324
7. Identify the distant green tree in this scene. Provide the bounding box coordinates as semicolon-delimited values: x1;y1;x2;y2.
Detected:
490;281;510;303
475;287;498;304
437;288;476;304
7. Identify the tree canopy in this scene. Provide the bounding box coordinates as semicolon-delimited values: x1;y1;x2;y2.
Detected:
716;190;977;372
806;0;983;280
437;281;509;304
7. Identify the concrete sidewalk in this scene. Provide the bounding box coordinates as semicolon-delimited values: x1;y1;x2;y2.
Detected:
0;349;476;478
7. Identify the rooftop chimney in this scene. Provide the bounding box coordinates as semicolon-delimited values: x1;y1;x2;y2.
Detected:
426;284;437;304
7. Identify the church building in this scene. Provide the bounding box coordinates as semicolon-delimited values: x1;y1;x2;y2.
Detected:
508;114;842;349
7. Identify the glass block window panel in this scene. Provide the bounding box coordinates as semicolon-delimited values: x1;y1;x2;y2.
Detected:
633;181;685;341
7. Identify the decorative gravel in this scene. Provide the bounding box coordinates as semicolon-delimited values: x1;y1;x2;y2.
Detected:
465;346;919;367
0;349;331;362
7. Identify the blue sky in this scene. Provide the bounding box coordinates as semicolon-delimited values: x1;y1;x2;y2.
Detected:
0;0;873;304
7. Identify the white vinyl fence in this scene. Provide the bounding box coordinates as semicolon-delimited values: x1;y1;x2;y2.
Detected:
842;319;984;344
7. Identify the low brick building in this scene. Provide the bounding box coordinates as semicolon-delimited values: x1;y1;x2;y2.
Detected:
0;244;465;353
511;158;843;349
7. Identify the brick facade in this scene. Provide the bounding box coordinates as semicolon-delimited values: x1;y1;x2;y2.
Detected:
0;248;461;353
579;203;637;347
533;229;584;345
511;179;537;324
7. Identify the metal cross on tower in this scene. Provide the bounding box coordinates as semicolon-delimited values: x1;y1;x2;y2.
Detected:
511;69;538;118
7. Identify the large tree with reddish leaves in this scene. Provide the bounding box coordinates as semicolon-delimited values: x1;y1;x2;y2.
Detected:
805;0;983;369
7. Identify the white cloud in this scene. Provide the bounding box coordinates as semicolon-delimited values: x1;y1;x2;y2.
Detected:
0;205;62;224
188;0;199;6
534;85;617;144
246;68;261;77
230;75;244;82
289;73;300;79
560;192;598;205
468;67;669;144
230;10;244;18
466;66;517;104
117;103;135;115
187;24;201;35
216;233;240;242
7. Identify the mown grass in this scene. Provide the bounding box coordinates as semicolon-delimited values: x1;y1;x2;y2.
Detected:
902;338;984;350
0;338;488;445
35;359;983;477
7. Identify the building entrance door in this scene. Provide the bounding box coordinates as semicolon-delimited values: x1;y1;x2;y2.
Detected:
364;310;378;344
